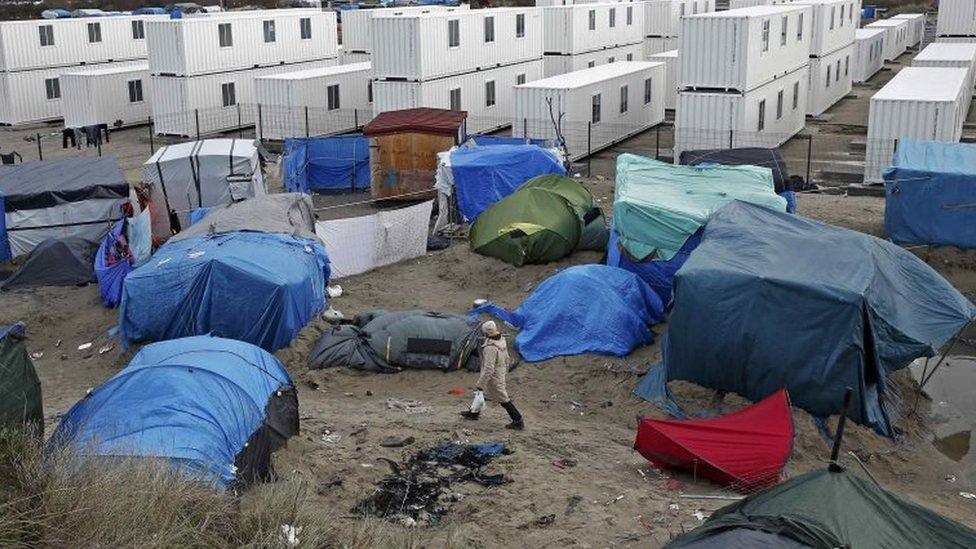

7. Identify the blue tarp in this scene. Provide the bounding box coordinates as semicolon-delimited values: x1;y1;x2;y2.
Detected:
0;189;9;263
452;145;565;221
283;136;370;193
119;231;329;351
466;135;551;148
189;207;212;226
656;201;976;435
48;336;294;489
884;140;976;248
94;220;132;308
471;264;664;362
606;227;702;306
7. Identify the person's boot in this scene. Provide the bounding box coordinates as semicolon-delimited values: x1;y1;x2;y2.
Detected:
501;401;524;430
460;410;480;420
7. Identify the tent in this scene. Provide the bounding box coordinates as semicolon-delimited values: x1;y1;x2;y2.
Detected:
884;139;976;249
667;468;976;548
283;135;370;194
655;201;975;435
470;264;664;362
0;157;129;259
119;194;329;352
48;336;298;489
142;139;266;240
634;389;793;491
1;238;96;290
470;175;607;266
678;147;790;193
0;323;43;435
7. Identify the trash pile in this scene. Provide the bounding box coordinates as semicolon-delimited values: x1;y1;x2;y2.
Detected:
356;441;509;526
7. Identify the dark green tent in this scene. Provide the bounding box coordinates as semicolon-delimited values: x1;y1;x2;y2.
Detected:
667;469;976;548
469;175;607;266
0;324;43;436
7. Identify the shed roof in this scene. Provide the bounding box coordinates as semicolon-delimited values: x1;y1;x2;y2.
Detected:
362;108;467;137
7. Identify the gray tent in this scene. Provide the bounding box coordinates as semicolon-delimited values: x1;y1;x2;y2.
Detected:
169;193;317;243
2;238;97;290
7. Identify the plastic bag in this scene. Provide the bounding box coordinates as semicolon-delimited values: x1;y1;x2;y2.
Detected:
470;390;485;414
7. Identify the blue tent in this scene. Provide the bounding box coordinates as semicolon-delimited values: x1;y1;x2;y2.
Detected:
283;135;370;193
652;201;975;435
471;264;664;362
94;220;131;308
606;227;702;307
466;135;551;148
0;188;9;263
452;144;565;221
48;336;298;489
883;140;976;249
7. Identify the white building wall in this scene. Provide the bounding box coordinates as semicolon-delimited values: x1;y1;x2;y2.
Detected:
61;63;151;128
806;43;853;116
852;28;885;83
543;43;644;77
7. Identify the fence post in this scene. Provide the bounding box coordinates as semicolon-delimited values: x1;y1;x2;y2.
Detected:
36;133;42;161
354;108;359;130
806;134;813;185
237;104;243;139
148;116;154;155
257;104;264;142
305;106;310;138
586;121;592;178
97;136;102;157
194;109;201;141
522;118;527;139
655;124;661;160
728;128;733;149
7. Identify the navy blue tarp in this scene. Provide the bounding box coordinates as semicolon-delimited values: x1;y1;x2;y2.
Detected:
606;227;702;306
466;135;551;148
452;145;565;221
884;140;976;249
0;189;9;263
49;336;298;489
657;201;975;435
283;136;370;193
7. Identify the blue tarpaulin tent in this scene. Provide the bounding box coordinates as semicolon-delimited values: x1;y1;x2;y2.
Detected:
452;144;565;221
650;201;975;435
48;336;299;489
283;135;370;193
0;189;9;263
884;140;976;249
466;135;551;148
606;227;702;306
94;220;132;308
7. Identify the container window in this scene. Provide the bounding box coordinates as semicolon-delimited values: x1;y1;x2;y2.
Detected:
849;2;854;22
776;89;783;120
38;25;54;47
761;19;769;53
626;53;633;61
609;7;616;28
626;6;633;25
792;81;799;109
644;77;652;104
608;56;615;63
826;67;831;87
450;88;462;111
44;78;60;100
448;19;460;47
128;80;144;103
757;99;765;131
780;16;787;46
221;82;236;107
517;73;526;85
797;13;803;41
844;55;849;76
829;7;835;30
132;20;145;40
589;10;596;31
485;80;496;107
218;23;233;47
300;17;312;40
692;1;698;15
835;59;840;81
367;81;373;103
484;16;494;43
587;60;596;68
516;13;525;37
327;84;340;110
619;85;628;114
87;22;102;43
263;20;276;43
591;94;601;124
680;4;685;17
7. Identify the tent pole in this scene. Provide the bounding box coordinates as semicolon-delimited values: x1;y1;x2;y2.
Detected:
828;387;853;473
919;320;971;390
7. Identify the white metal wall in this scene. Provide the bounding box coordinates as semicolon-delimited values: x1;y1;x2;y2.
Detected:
341;5;468;53
806;43;852;116
643;0;714;38
893;14;925;47
543;3;644;55
852;28;884;83
911;43;976;109
648;50;678;109
728;0;797;9
543;43;644;76
340;48;371;65
937;0;976;38
865;19;908;61
643;36;678;57
61;63;151;128
0;65;71;124
794;0;859;57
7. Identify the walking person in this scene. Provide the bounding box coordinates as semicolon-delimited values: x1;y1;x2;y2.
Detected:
460;321;524;430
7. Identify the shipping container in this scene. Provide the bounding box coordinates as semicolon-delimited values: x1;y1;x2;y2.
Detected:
864;67;970;181
806;42;852;115
892;13;924;47
643;0;714;38
937;36;976;44
643;36;678;56
339;47;370;65
146;9;338;77
937;0;976;38
371;8;543;82
793;0;859;57
0;15;163;72
647;49;678;109
543;43;644;76
852;27;885;83
865;19;908;61
911;42;976;107
60;62;151;129
341;4;468;53
543;2;644;55
674;65;808;157
372;59;544;134
0;65;73;125
728;0;797;9
679;5;812;93
150;59;338;137
255;62;372;140
513;61;666;160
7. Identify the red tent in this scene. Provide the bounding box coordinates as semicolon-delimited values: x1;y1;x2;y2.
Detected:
634;389;793;492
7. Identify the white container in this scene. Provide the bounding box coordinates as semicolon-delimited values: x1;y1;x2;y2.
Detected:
728;0;797;9
937;0;976;38
911;42;976;108
341;4;468;53
674;65;808;157
150;59;337;137
643;0;714;38
0;65;71;125
643;36;678;56
371;8;543;82
793;0;859;57
0;15;162;72
852;27;885;83
865;19;908;61
938;36;976;43
892;13;924;47
146;9;338;77
60;62;151;129
255;62;372;140
513;61;666;160
543;43;644;76
647;49;678;109
339;47;370;65
372;58;544;134
679;5;812;93
806;42;852;115
864;67;970;181
543;3;644;55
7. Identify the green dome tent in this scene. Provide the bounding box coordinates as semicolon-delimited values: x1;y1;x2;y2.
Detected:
0;324;43;436
469;175;607;266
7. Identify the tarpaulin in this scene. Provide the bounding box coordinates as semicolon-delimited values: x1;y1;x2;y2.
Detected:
1;238;96;290
634;389;793;491
0;190;9;263
0;322;42;434
606;226;702;305
466;135;551;148
452;145;566;222
283;136;370;193
659;201;976;435
679;147;790;192
94;220;132;308
126;209;152;266
189;207;212;226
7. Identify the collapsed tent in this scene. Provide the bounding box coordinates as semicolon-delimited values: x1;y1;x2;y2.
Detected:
1;238;96;290
470;175;607;266
656;201;975;435
308;310;481;373
608;154;786;303
884;139;976;249
283;135;370;194
667;468;976;548
470;264;664;362
119;194;329;352
0;323;43;435
634;389;793;491
48;336;298;489
0;157;129;260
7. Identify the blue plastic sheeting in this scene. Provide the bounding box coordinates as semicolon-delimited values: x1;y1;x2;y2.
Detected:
606;227;702;306
466;135;551;148
189;207;212;226
0;190;9;263
283;136;370;193
472;265;664;362
94;220;132;308
119;231;330;351
49;336;293;489
659;201;976;435
891;139;976;172
452;145;565;221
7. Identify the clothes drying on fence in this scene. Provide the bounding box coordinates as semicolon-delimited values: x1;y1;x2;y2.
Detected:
0;323;43;435
2;237;97;291
283;135;370;193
